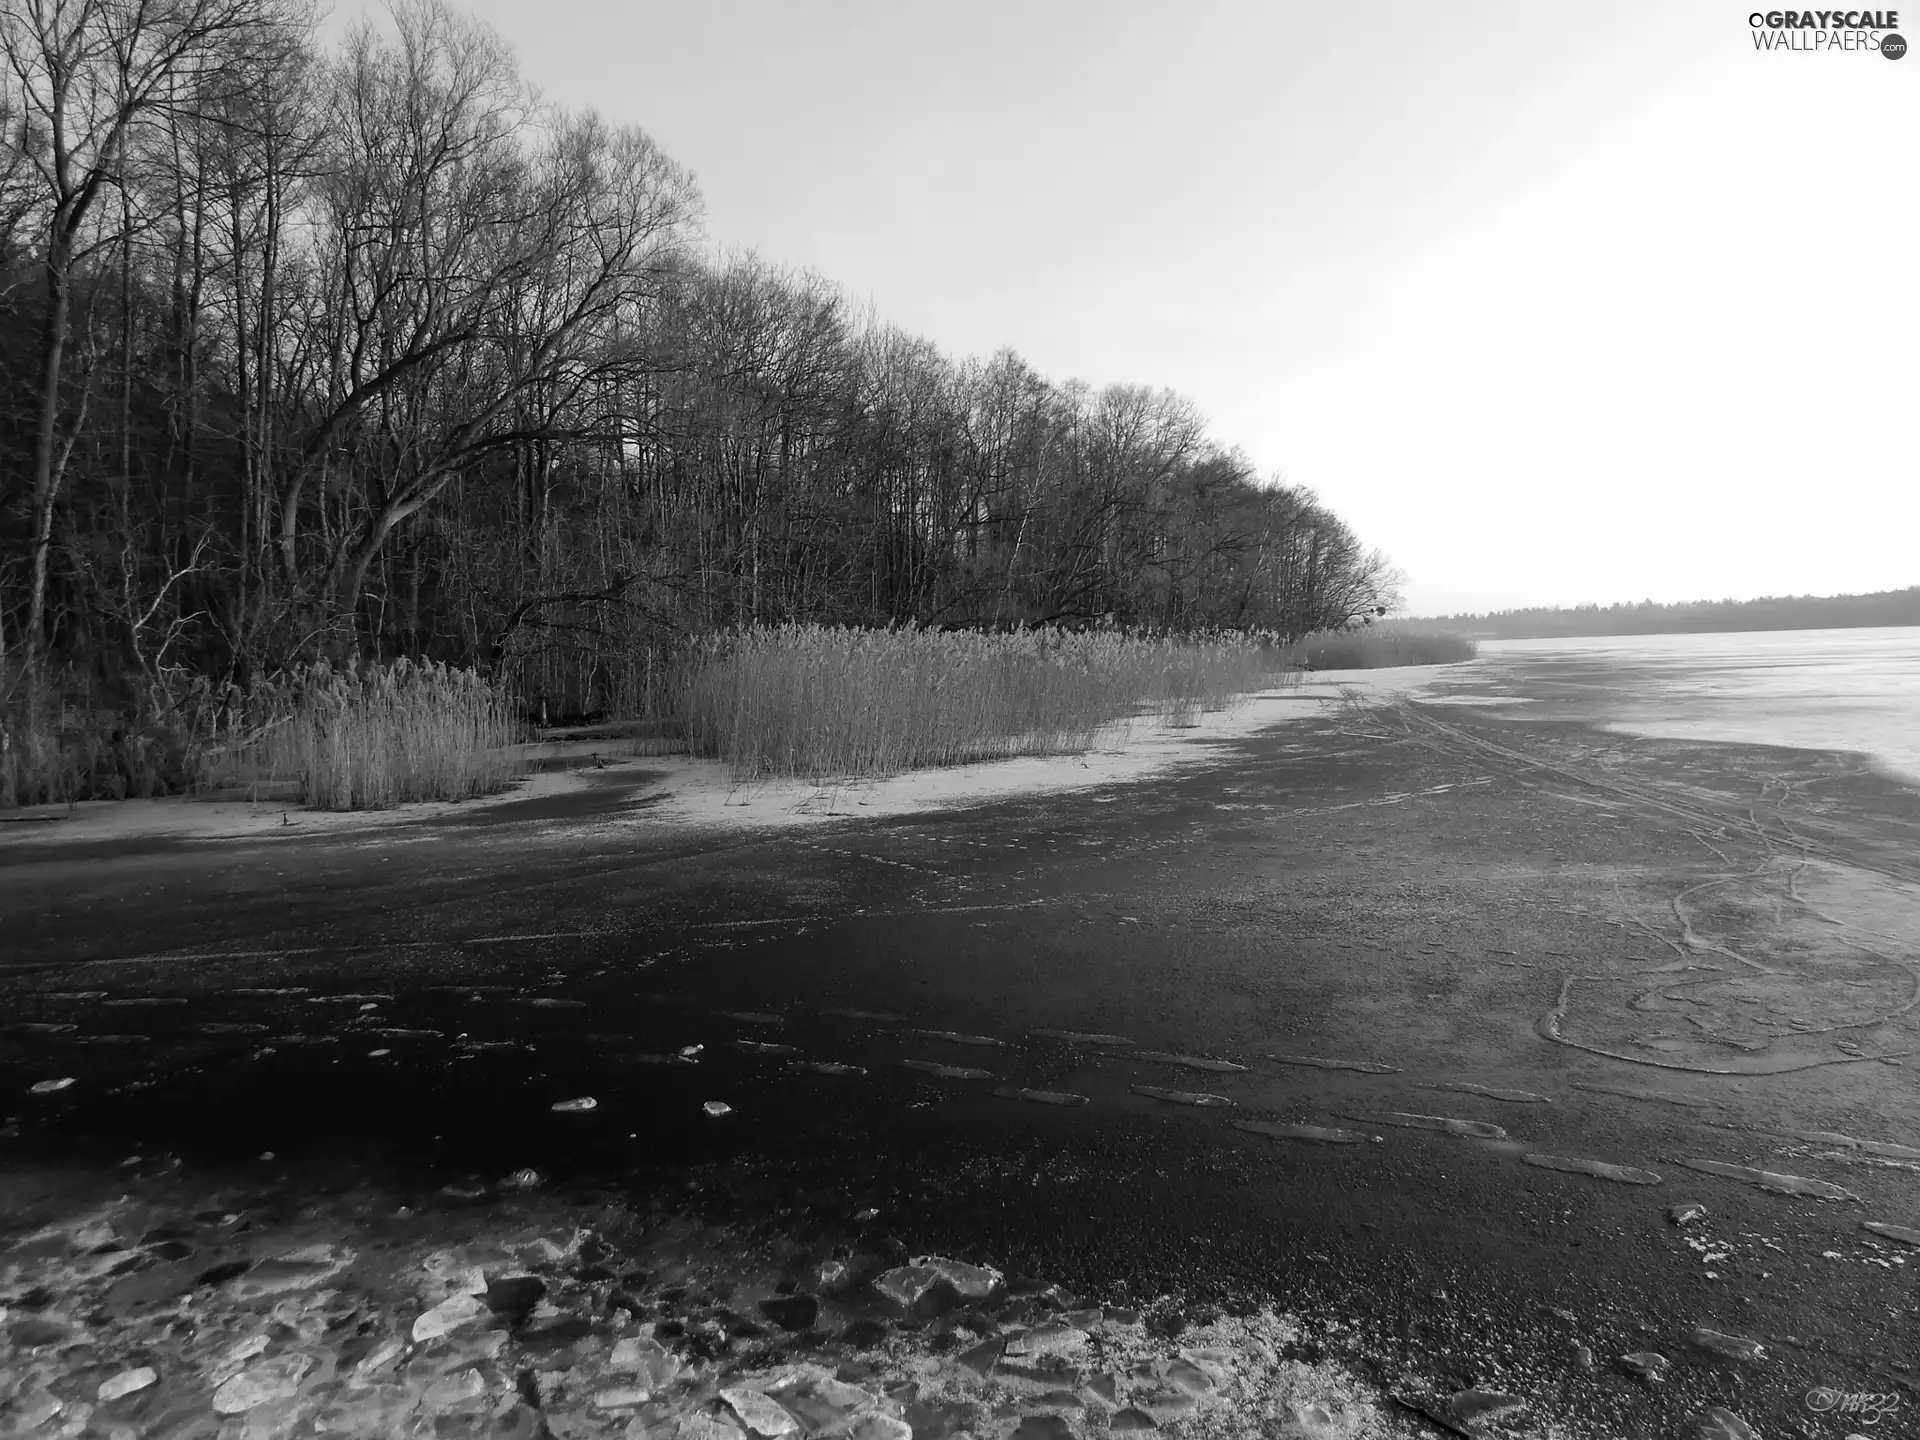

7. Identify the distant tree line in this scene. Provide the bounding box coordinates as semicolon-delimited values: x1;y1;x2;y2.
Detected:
0;0;1397;723
1429;586;1920;640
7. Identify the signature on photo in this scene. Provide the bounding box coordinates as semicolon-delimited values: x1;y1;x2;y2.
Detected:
1805;1387;1903;1425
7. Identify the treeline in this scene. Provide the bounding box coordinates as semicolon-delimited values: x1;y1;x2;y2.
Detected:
1431;587;1920;640
0;0;1397;730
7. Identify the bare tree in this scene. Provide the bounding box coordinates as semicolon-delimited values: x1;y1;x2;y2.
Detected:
1;0;290;668
261;0;699;643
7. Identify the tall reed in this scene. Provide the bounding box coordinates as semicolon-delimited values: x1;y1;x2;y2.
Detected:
681;623;1285;782
208;659;523;810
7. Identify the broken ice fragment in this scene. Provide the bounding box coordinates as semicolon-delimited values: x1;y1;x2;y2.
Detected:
1234;1120;1372;1144
902;1028;1004;1047
1417;1080;1550;1103
993;1086;1089;1106
1021;1328;1098;1359
212;1355;312;1414
1686;1328;1765;1364
958;1337;1004;1377
899;1060;993;1080
1351;1111;1507;1140
721;1385;799;1437
594;1386;652;1410
876;1261;995;1315
413;1291;488;1342
1780;1129;1920;1159
425;1367;490;1406
1267;1054;1399;1074
1692;1405;1757;1440
1444;1390;1526;1424
229;1244;354;1299
1131;1085;1233;1108
97;1367;157;1401
1523;1154;1662;1185
1677;1158;1859;1201
608;1336;681;1388
1618;1351;1669;1381
1123;1051;1248;1073
209;1333;271;1385
912;1256;1003;1299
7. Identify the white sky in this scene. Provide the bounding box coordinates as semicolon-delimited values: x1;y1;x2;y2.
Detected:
354;0;1916;614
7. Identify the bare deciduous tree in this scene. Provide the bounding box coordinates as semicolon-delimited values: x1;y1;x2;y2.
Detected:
2;0;289;667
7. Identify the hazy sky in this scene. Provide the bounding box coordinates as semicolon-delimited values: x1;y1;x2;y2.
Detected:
345;1;1915;614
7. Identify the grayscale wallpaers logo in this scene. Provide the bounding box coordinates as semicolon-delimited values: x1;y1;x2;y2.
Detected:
1748;9;1907;53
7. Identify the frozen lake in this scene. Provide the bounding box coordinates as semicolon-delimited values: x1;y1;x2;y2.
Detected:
1417;625;1920;782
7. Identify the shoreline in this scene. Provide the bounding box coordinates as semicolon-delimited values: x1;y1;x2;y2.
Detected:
11;620;1916;861
0;670;1457;857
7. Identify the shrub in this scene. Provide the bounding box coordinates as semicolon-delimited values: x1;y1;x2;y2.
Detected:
0;663;213;807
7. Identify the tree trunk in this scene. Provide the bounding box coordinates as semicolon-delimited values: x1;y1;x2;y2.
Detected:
24;257;74;670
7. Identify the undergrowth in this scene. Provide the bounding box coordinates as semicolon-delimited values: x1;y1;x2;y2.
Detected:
0;663;214;807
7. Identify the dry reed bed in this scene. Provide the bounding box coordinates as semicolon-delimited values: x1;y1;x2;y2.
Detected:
5;627;1292;811
208;659;523;810
682;624;1285;782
